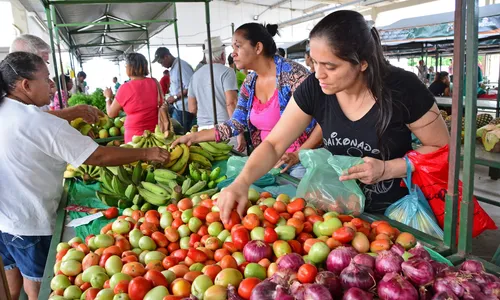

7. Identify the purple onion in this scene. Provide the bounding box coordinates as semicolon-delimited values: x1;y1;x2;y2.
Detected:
340;262;376;291
460;260;485;273
326;246;357;274
377;272;418;300
408;243;431;260
269;269;297;288
290;281;306;300
401;258;435;286
315;271;341;298
243;240;272;263
250;280;278;300
342;287;373;300
227;284;244;300
276;285;294;300
277;253;305;272
431;291;459;300
353;254;375;270
303;284;333;300
375;250;404;277
429;260;455;277
483;282;500;298
433;276;464;297
391;243;405;256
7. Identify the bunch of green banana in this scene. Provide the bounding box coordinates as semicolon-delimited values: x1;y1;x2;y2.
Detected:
97;163;147;208
197;142;233;161
165;144;190;175
138;181;170;206
63;164;101;183
124;125;172;149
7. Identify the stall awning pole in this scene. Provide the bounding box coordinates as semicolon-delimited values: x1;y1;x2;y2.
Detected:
146;28;153;76
444;0;466;253
205;0;217;126
173;4;186;130
45;4;63;109
231;22;236;72
458;0;479;256
53;5;68;100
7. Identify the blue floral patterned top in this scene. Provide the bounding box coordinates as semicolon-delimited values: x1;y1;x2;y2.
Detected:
215;55;316;147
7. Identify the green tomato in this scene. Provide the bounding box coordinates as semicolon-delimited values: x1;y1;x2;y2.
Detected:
49;296;65;300
214;268;243;287
190;262;205;272
318;218;342;236
113;293;131;300
63;248;85;262
144;286;170;300
247;206;264;220
250;227;265;241
161;270;176;284
243;263;266;280
308;241;330;264
217;230;230;243
272;240;292;258
144;251;166;265
261;197;276;207
50;274;71;290
109;273;132;289
275;225;296;241
60;259;82;276
91;272;109;288
88;237;97;251
180;236;190;249
82;265;106;282
63;285;82;299
105;255;123;276
188;217;203;233
139;236;157;251
95;288;114;300
323;211;339;219
122;208;134;217
157;206;168;215
208;222;223;236
139;250;150;264
160;211;173;229
248;188;260;203
94;234;115;248
276;217;287;226
313;221;323;238
191;274;214;299
56;242;70;252
68;237;83;245
192;196;202;206
112;219;131;234
131;204;139;211
181;209;193;223
232;252;246;266
276;194;290;204
211;205;220;212
178;224;191;238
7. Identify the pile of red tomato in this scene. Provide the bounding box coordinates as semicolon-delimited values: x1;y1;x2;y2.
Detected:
49;191;417;300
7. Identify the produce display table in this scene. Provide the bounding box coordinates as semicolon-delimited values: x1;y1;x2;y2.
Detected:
94;136;124;145
435;96;500;112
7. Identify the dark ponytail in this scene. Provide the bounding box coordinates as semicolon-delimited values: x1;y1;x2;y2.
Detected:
0;52;45;102
310;10;392;159
236;23;279;58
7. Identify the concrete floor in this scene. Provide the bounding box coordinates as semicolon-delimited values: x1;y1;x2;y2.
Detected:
468;165;500;261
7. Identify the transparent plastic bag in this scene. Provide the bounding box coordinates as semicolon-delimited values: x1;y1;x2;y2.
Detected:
218;156;278;189
296;149;365;215
384;157;444;239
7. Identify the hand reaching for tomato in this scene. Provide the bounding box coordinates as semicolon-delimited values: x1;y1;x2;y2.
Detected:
216;180;250;225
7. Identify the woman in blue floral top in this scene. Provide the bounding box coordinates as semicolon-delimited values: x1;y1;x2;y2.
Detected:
173;23;323;178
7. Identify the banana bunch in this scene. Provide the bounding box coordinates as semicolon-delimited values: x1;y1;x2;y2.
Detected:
63;164;101;183
122;125;174;149
197;142;233;161
70;117;93;136
186;163;226;195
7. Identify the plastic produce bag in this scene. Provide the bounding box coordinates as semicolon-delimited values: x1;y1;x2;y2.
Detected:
385;157;444;239
217;156;277;189
406;145;497;238
296;149;365;215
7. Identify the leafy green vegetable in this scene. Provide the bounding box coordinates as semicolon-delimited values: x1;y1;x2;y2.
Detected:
68;88;106;112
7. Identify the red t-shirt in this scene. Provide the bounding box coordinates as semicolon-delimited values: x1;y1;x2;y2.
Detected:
116;78;159;142
160;74;170;95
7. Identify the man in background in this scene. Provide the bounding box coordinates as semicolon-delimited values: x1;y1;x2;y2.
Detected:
159;69;170;96
227;54;246;90
76;71;88;94
195;44;207;72
112;77;121;93
417;59;428;84
153;47;195;131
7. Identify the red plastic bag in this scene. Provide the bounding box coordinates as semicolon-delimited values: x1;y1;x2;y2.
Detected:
406;144;497;238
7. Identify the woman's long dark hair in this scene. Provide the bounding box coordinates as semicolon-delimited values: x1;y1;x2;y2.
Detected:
0;52;45;102
235;23;279;58
310;10;392;158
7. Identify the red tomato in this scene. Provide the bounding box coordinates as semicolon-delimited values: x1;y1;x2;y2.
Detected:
214;248;230;262
231;224;246;234
151;232;169;248
264;227;278;243
189;234;201;247
162;256;178;270
187;248;208;263
238;261;249;274
262;220;275;228
202;264;222;282
231;228;250;251
205;212;220;223
144;269;169;287
197;225;208;236
224;211;241;230
103;207;119;219
128;276;153;300
220;255;238;269
170;249;188;261
242;214;260;230
337;214;354;223
177;198;193;211
332;226;356;244
167;204;178;212
99;253;113;267
306;215;324;223
193;205;210;220
264;207;280;224
223;242;239;253
292;211;305;222
167;242;180;253
114;280;130;294
238;278;261;299
164;227;180;242
297;232;313;244
287;218;304;234
171;218;183;229
288;240;302;255
303;238;321;254
200;199;214;209
302;221;313;233
279;212;291;220
297;264;317;284
140;222;159;236
286;198;305;214
84;288;99;300
273;201;287;213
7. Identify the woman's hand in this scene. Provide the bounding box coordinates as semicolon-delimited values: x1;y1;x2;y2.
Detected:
339;157;385;184
274;151;299;173
236;134;246;152
145;147;170;163
171;134;196;147
103;88;113;99
217;180;250;224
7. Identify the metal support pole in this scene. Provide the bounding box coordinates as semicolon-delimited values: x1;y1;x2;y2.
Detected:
146;28;153;76
458;0;479;256
205;1;218;126
45;5;63;109
231;22;236;72
173;4;186;130
496;61;500;118
53;5;67;100
444;0;466;252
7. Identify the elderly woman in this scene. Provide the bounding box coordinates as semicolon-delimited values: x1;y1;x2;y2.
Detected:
104;53;160;142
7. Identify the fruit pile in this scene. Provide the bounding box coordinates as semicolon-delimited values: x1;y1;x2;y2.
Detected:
477;123;500;153
64;165;102;184
71;115;125;139
48;190;500;300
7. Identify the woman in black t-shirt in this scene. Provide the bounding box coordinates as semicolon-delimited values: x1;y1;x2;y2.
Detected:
428;71;451;97
216;10;450;222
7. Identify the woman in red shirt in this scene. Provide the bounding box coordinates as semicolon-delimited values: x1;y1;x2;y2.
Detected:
104;53;160;143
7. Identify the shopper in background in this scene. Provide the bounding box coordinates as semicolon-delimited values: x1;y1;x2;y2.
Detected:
228;54;246;90
153;47;195;131
51;74;73;111
76;71;87;94
104;53;160;143
112;76;121;93
195;44;207;72
173;23;323;178
417;59;428;84
428;71;451;97
9;34;102;125
188;36;245;150
160;69;171;96
0;52;170;300
278;48;286;57
216;11;449;224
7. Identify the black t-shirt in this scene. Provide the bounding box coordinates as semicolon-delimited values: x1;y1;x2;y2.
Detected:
428;81;447;96
294;66;436;213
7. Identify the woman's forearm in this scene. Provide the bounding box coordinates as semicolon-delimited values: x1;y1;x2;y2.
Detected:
299;125;323;150
192;128;217;143
381;157;414;181
235;140;283;186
